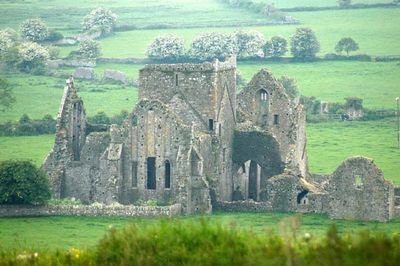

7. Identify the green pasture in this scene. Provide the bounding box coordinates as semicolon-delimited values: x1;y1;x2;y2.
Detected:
56;7;400;58
0;73;138;123
257;0;393;8
0;135;54;166
307;118;400;185
2;60;396;124
0;0;274;34
238;61;400;110
0;212;399;250
0;118;399;185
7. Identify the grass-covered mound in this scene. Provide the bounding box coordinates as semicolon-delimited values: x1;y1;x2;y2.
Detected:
1;220;399;265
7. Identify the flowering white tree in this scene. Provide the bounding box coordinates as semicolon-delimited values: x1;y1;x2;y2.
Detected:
146;34;185;60
264;36;288;58
234;30;265;59
78;39;101;59
19;18;49;42
18;41;49;71
82;7;117;35
0;31;14;59
190;32;237;60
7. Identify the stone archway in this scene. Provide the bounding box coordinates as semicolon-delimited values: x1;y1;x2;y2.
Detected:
232;130;284;201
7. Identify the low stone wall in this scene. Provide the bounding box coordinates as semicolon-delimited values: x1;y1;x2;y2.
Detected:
0;204;181;218
48;59;96;68
213;201;272;212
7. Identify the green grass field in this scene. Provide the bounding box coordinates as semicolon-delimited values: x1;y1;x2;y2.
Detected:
1;60;396;125
0;0;276;34
307;118;400;184
0;212;399;250
0;135;54;166
0;73;138;123
238;61;400;110
55;7;400;58
257;0;392;8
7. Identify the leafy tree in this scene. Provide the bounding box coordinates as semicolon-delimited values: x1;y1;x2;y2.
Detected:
17;41;49;72
19;18;49;42
264;36;288;58
0;77;15;112
189;32;237;61
290;28;320;60
335;37;359;56
82;7;117;35
0;160;51;205
278;75;299;99
78;39;101;59
146;34;185;60
338;0;351;7
234;30;265;59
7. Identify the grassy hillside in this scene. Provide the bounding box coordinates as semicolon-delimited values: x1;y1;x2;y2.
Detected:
0;135;54;166
0;0;277;34
55;7;400;58
238;61;400;110
307;118;400;184
1;60;396;124
0;73;138;122
0;213;399;250
257;0;393;8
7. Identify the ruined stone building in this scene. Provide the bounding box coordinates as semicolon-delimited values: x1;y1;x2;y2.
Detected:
44;57;399;222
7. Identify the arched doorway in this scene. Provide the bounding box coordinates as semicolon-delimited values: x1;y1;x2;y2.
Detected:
232;130;283;201
233;160;261;201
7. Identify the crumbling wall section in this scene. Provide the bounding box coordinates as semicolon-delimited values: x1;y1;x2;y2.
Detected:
237;69;307;177
327;156;394;222
43;79;87;198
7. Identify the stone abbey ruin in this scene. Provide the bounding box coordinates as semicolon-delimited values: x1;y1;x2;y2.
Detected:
43;57;399;222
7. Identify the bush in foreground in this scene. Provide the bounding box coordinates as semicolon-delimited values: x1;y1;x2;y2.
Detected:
0;221;399;265
0;160;51;205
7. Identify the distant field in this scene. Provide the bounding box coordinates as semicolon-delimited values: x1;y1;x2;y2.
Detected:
238;61;400;110
0;212;399;250
1;118;399;185
0;60;398;123
0;73;138;123
0;135;54;166
56;7;400;58
0;0;276;34
257;0;393;8
307;118;400;185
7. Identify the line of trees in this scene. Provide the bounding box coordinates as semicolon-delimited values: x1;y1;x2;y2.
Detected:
0;7;116;73
146;28;360;62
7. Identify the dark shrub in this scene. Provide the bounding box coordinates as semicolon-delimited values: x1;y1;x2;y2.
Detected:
46;30;64;42
0;160;51;205
88;111;110;124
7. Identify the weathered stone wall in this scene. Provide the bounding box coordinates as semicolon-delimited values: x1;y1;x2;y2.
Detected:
326;157;394;222
74;67;95;80
139;57;236;132
103;69;129;84
48;59;96;68
43;79;87;198
213;200;272;212
0;204;182;217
